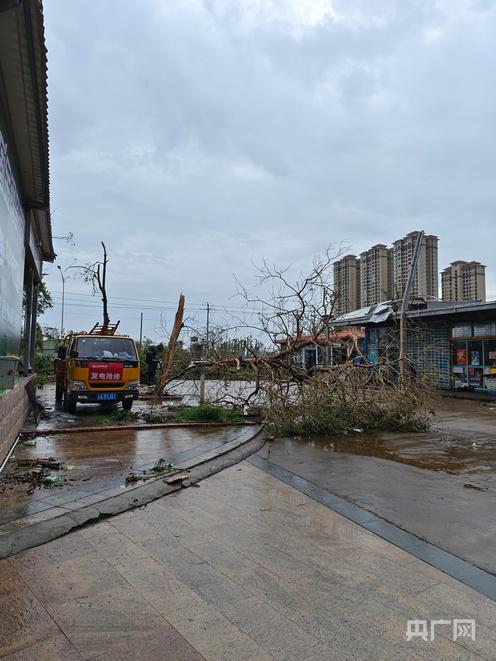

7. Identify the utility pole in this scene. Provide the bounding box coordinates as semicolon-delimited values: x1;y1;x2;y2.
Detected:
199;302;210;406
139;312;143;347
57;265;66;339
206;302;210;351
399;231;424;385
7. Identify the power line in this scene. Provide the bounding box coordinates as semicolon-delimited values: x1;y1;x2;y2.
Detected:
49;289;261;312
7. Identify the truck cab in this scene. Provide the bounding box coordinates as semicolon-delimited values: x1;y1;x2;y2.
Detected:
55;328;140;413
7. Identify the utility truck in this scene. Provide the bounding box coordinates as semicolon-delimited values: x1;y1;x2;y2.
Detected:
55;322;140;413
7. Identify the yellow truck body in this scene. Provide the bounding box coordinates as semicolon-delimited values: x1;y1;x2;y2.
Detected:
55;333;140;413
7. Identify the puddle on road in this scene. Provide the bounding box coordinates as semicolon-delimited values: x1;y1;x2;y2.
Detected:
297;432;496;476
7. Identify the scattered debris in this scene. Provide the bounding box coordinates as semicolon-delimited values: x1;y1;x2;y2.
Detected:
41;475;63;486
125;472;140;485
165;471;190;484
152;458;174;473
141;410;169;424
464;483;487;491
14;457;63;470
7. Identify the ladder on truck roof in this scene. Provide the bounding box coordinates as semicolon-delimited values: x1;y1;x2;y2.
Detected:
88;321;121;335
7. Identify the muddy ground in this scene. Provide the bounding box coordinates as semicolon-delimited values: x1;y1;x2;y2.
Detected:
0;384;254;529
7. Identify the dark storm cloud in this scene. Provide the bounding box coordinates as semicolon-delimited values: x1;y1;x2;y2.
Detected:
42;0;496;338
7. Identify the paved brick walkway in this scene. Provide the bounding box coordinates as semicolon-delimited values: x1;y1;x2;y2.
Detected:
1;462;495;659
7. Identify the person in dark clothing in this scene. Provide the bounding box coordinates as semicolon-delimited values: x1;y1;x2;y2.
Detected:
145;346;159;386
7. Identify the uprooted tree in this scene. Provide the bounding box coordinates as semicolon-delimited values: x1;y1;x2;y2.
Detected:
155;247;437;435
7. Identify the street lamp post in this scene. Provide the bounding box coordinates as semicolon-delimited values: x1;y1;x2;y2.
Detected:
57;265;66;339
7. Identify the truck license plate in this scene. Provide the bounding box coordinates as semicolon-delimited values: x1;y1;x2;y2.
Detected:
97;393;117;401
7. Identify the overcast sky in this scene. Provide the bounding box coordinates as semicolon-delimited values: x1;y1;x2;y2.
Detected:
41;0;496;341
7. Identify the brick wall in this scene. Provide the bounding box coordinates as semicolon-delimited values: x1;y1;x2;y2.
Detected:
0;376;35;466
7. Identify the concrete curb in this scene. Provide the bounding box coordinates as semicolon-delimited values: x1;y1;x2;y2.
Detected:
0;427;265;559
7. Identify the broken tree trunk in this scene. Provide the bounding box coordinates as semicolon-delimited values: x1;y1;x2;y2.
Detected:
155;294;185;395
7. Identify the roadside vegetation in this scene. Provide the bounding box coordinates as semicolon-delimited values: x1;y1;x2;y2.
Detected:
262;371;436;436
92;404;243;426
176;404;244;423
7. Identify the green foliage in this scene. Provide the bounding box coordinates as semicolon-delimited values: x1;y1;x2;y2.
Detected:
35;353;54;386
95;410;141;425
37;281;53;316
42;326;61;342
177;404;243;423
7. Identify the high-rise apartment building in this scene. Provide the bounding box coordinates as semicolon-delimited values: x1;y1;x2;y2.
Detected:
359;244;393;307
441;261;486;302
333;255;361;315
334;230;442;315
392;232;439;300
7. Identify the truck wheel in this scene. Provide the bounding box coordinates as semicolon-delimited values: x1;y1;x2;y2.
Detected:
122;399;133;411
64;396;77;414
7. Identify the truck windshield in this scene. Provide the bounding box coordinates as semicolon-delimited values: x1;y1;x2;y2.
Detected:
74;337;137;361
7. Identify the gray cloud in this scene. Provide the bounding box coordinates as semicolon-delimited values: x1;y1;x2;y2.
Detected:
42;0;496;339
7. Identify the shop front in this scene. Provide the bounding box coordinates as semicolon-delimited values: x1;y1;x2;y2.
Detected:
338;300;496;398
451;322;496;394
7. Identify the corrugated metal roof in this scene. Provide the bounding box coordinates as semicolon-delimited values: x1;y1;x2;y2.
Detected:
0;0;53;260
337;299;496;326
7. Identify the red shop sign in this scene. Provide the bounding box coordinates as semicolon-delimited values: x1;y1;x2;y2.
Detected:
88;362;123;381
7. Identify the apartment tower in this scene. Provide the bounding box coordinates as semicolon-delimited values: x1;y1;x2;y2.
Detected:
392;232;439;300
441;261;486;302
359;244;393;307
333;255;361;315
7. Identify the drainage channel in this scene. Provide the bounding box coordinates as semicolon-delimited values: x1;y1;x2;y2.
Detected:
248;454;496;603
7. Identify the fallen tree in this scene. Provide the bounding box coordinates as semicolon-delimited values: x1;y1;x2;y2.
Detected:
156;248;437;434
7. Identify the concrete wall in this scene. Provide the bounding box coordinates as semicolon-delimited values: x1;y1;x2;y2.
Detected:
0;375;35;465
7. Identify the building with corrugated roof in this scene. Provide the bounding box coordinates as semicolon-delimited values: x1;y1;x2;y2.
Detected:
0;0;54;369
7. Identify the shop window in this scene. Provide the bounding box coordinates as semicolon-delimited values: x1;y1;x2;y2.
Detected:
474;322;496;337
452;324;472;338
484;375;496;393
468;367;483;389
453;341;467;366
468;340;483;367
484;340;496;367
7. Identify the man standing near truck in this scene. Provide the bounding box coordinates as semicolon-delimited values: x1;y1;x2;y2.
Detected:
145;345;159;386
